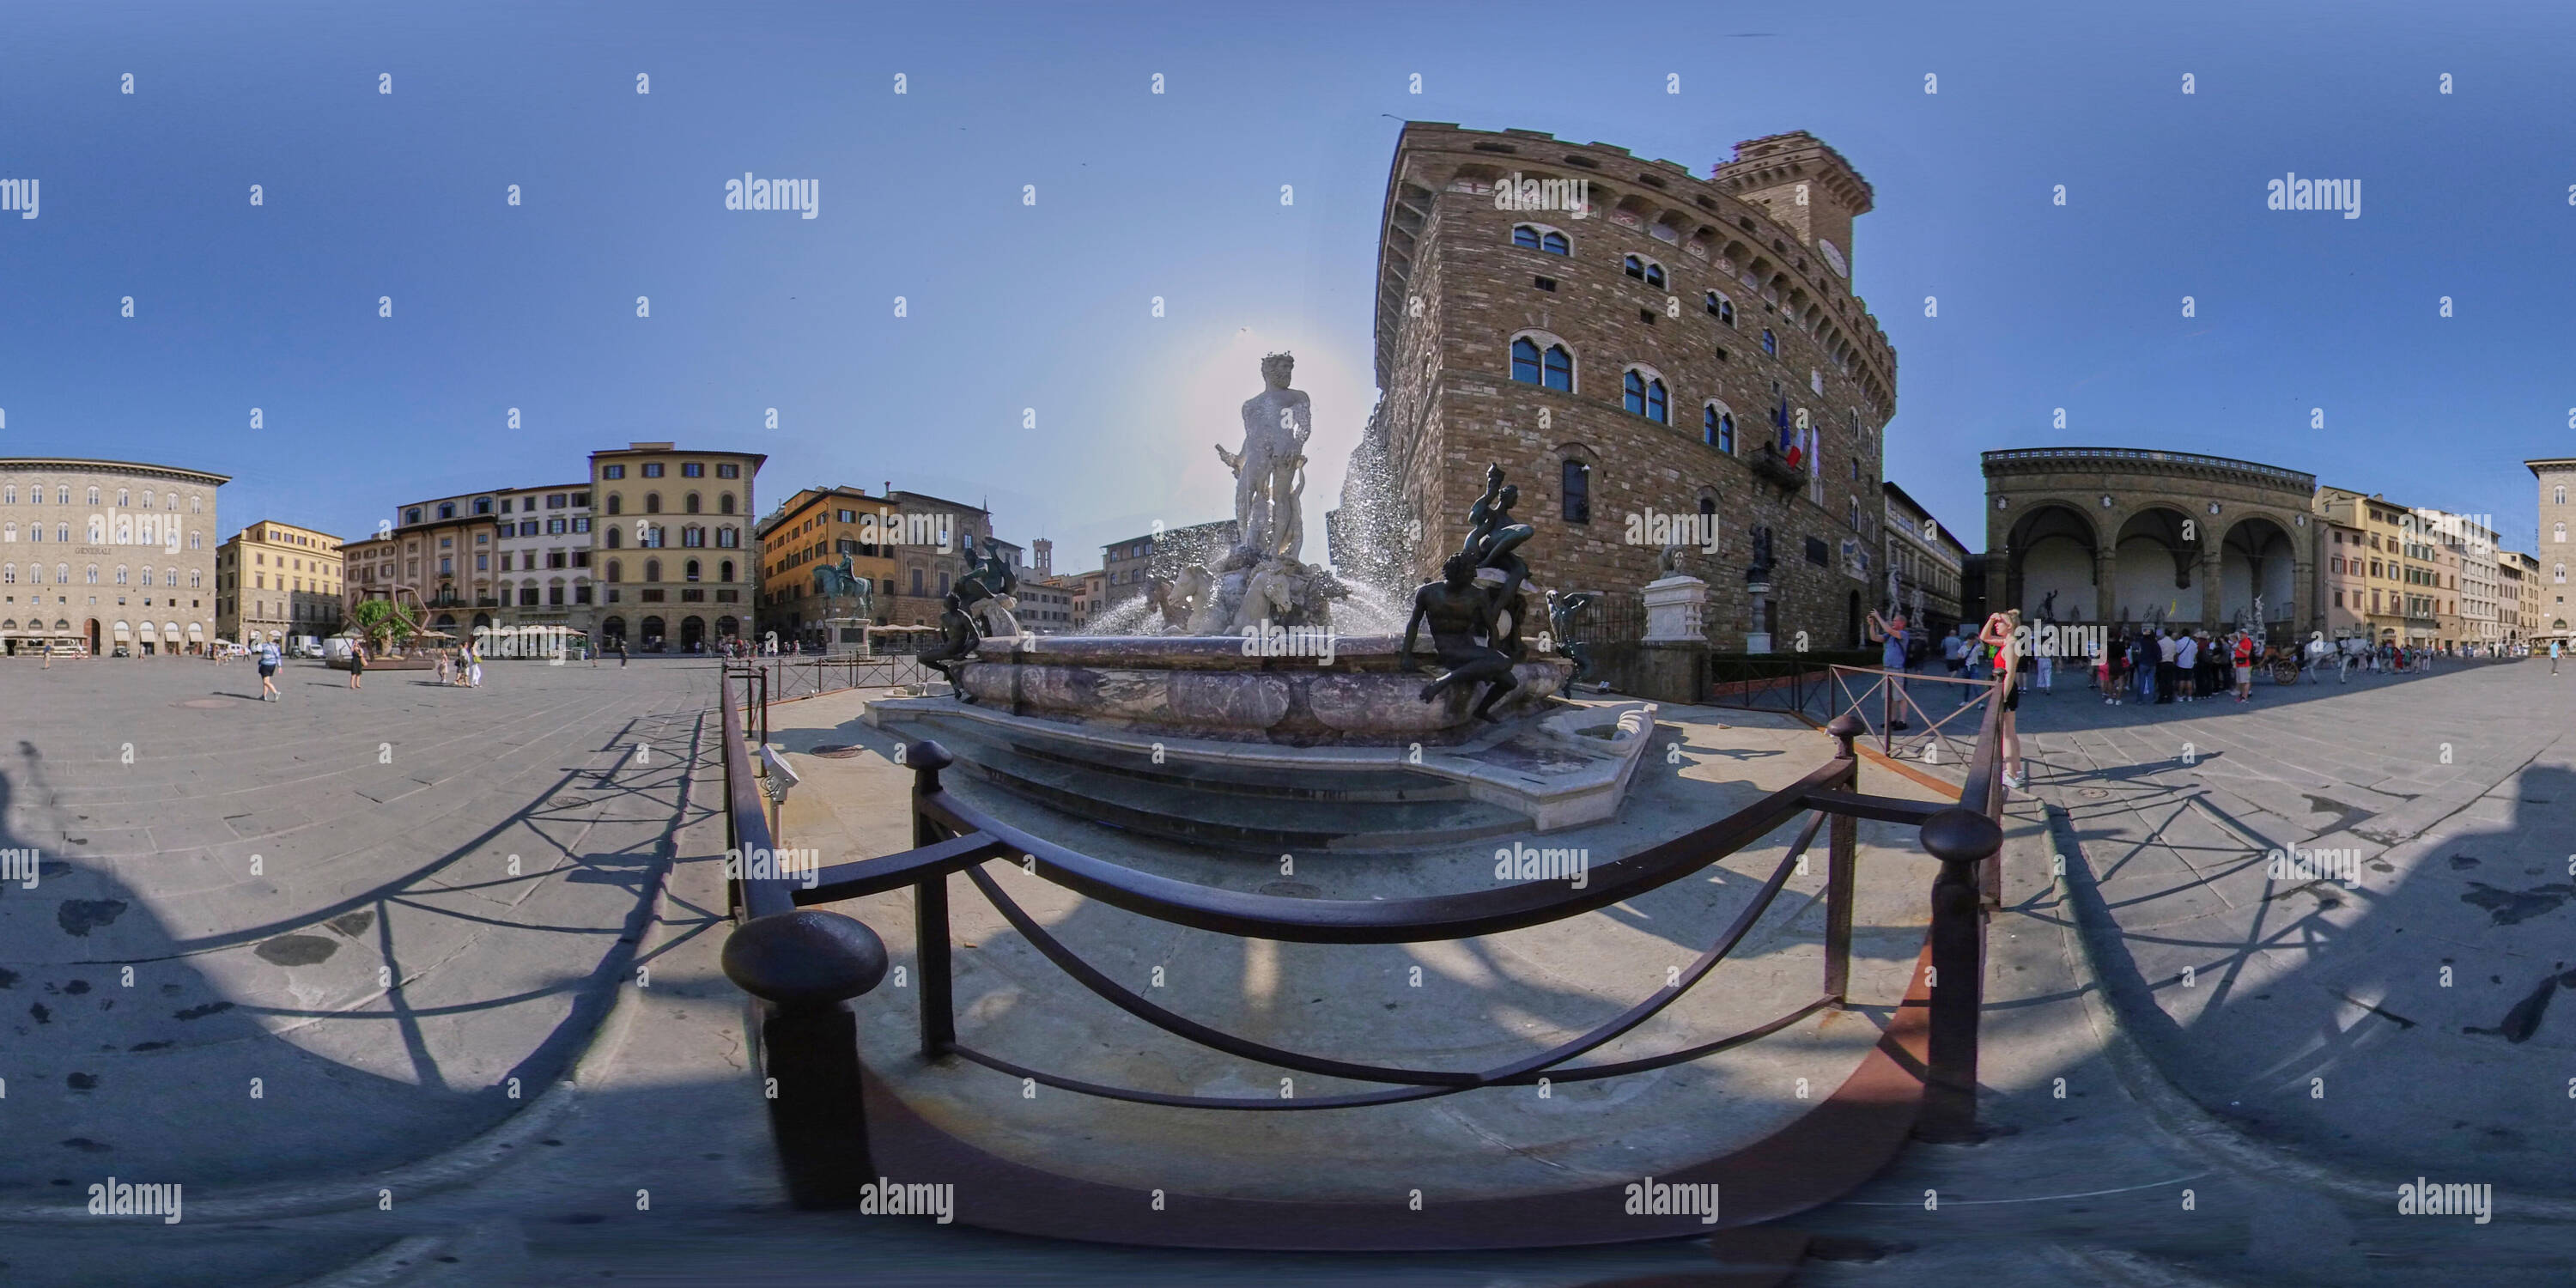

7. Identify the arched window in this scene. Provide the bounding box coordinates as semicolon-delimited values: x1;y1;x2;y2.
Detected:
1511;224;1570;255
645;558;662;583
1622;254;1665;289
2557;522;2567;544
114;565;128;585
719;493;736;515
190;569;202;588
1622;369;1667;422
606;559;623;583
117;489;129;507
685;492;702;514
1761;328;1777;356
1509;336;1574;392
2559;486;2568;506
682;525;705;548
685;559;702;582
720;559;735;582
605;494;623;515
437;501;455;519
1705;292;1734;326
2558;564;2567;585
716;526;739;549
605;526;622;549
87;487;100;506
1560;459;1592;525
1704;403;1735;453
644;493;661;514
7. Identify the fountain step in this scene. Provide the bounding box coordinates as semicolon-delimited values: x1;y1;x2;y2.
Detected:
887;718;1532;853
902;709;1475;804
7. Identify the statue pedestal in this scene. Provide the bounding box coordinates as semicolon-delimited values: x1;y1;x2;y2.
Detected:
1743;580;1774;654
1633;574;1710;705
1642;574;1708;643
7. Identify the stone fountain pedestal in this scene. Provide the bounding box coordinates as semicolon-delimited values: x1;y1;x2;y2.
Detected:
940;634;1569;747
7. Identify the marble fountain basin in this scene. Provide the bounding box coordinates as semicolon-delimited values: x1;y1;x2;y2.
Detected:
947;634;1573;748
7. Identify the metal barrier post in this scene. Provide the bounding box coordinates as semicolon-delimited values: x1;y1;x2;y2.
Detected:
1823;714;1862;1002
1916;805;2002;1141
908;740;958;1058
723;910;890;1207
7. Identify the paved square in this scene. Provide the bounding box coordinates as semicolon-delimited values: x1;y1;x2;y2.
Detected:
2014;658;2576;1191
0;656;726;1197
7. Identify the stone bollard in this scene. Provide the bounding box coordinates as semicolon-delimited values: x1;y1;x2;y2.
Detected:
723;908;890;1207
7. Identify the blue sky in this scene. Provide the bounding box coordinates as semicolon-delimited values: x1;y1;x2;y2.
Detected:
2;0;2570;563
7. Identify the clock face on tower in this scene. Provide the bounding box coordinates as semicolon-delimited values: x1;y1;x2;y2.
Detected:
1819;239;1848;277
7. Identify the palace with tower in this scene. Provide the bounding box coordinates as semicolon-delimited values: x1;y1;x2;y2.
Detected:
1337;124;1897;651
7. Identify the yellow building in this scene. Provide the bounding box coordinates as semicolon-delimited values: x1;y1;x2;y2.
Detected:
216;519;344;646
2315;487;2438;645
590;441;765;653
755;484;901;648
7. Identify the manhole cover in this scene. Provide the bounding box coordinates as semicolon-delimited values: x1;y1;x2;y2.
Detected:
2079;787;2110;799
1258;881;1321;899
178;698;232;709
806;745;871;759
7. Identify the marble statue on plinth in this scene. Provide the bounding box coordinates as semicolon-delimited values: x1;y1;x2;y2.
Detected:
1158;352;1358;635
1215;351;1314;564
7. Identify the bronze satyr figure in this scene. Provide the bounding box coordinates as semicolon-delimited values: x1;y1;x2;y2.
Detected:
917;592;982;701
1400;552;1520;722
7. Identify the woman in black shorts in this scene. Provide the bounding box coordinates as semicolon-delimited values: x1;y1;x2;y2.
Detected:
1978;609;2025;792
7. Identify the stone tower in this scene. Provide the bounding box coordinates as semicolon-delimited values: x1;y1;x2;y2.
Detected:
1710;131;1875;281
